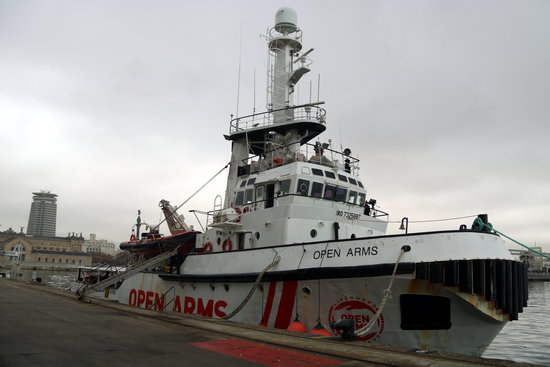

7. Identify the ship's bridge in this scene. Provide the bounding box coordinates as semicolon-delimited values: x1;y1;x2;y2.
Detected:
232;161;374;214
207;153;388;245
228;141;387;221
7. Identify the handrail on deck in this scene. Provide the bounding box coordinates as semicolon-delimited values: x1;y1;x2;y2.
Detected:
229;102;326;134
148;286;176;311
239;140;360;176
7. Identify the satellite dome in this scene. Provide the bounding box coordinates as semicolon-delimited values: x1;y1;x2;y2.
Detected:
275;7;298;33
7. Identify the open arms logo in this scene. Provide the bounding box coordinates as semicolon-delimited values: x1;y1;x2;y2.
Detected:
328;297;384;342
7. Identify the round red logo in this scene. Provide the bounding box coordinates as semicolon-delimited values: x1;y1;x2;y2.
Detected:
328;296;384;342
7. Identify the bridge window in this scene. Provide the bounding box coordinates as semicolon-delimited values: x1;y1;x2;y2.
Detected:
324;171;336;179
247;178;256;185
358;193;366;206
312;168;324;176
240;181;247;187
358;181;364;188
348;191;357;204
235;191;244;206
245;189;253;203
279;179;291;195
311;182;324;198
348;177;357;185
256;186;264;201
335;187;347;202
324;184;337;200
338;174;348;182
297;179;310;196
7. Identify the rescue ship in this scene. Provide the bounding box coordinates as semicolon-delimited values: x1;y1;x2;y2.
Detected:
112;8;527;356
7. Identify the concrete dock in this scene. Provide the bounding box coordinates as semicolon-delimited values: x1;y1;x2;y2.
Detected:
0;279;541;367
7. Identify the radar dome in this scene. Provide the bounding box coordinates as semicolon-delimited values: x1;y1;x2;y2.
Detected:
275;7;298;33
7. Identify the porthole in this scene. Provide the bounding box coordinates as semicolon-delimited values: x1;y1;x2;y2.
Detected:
351;233;356;239
310;229;317;238
302;287;312;295
217;238;221;245
255;232;260;240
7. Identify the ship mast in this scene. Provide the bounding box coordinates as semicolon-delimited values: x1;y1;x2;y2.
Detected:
223;8;326;208
268;7;304;122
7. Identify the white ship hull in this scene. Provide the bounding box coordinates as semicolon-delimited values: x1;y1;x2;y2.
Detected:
116;231;523;356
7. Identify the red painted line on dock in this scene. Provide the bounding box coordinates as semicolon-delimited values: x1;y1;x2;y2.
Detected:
190;338;343;367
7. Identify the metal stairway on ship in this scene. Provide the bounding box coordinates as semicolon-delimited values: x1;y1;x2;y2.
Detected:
76;247;179;300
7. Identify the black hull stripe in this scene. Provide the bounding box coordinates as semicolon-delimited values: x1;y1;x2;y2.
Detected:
158;262;415;283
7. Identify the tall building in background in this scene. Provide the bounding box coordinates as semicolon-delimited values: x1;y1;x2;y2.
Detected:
26;191;58;237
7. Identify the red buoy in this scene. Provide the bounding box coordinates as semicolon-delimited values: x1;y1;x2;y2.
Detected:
287;316;307;333
309;321;331;336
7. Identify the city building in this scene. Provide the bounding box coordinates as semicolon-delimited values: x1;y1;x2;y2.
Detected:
26;191;58;237
0;230;92;270
82;234;117;255
510;247;550;280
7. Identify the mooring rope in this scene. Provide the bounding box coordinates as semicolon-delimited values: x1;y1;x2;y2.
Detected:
222;254;281;320
355;245;410;337
473;217;550;260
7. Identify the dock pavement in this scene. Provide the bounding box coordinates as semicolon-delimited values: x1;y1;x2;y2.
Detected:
0;279;542;367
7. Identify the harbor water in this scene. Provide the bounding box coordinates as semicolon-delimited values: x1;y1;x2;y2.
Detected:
1;267;76;289
483;281;550;365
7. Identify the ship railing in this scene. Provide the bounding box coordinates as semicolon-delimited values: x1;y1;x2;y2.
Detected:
268;26;303;43
229;102;326;134
148;286;176;312
239;141;361;176
76;251;136;284
77;249;178;299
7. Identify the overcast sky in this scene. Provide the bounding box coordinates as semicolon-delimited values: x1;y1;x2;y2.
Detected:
1;0;549;252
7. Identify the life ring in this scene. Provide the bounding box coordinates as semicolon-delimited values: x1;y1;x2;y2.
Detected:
130;234;137;243
273;158;283;166
204;242;213;252
234;208;242;222
222;239;233;251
